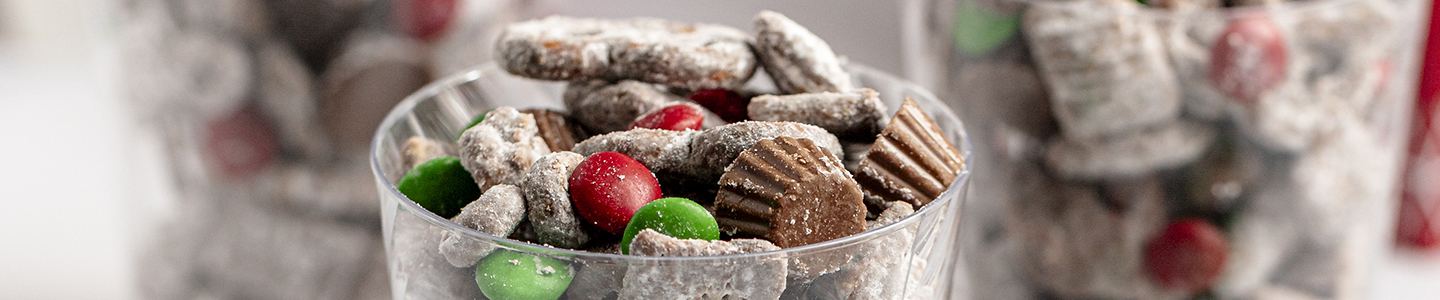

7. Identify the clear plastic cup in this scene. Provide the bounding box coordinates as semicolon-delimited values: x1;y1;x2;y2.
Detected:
370;63;973;299
905;0;1426;298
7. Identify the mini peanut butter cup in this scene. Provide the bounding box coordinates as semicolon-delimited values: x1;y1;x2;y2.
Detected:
714;136;866;248
521;108;588;151
854;98;966;215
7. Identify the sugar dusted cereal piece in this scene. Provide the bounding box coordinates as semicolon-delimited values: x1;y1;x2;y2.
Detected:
458;107;552;191
520;151;590;248
620;229;786;300
753;10;855;94
837;201;916;299
496;16;757;89
564;80;676;133
688;121;843;182
748;88;887;139
1023;0;1182;140
439;185;526;268
1010;183;1174;299
572;128;698;177
1044;121;1214;180
1233;83;1325;153
400;136;449;172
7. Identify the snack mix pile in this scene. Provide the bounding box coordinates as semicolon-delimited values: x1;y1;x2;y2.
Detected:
391;11;966;300
948;0;1422;299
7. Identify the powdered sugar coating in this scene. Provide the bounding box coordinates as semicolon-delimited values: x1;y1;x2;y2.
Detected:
753;10;854;94
1044;121;1215;180
572;128;699;176
439;185;526;268
458;107;553;191
496;16;757;90
520;151;590;248
564;80;676;133
690;121;843;182
748;88;886;139
401;136;448;172
621;229;786;299
838;202;916;299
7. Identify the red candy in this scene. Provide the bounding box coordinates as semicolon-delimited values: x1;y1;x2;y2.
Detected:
688;89;749;123
394;0;458;42
1210;15;1288;103
1144;218;1228;293
568;151;664;234
204;106;279;179
631;104;704;131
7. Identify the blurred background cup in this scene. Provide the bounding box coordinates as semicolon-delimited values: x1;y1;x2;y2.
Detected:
905;0;1428;298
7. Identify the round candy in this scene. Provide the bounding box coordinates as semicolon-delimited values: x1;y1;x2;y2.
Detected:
568;151;664;234
631;103;705;131
458;111;488;139
475;249;574;300
397;155;482;218
204;105;279;179
620;197;720;254
688;89;749;123
1210;15;1287;103
1144;218;1228;293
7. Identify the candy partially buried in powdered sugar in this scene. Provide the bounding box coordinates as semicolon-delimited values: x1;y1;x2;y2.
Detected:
520;151;590;248
1044;121;1215;180
564;80;676;133
747;88;887;140
853;99;966;215
835;202;916;300
752;10;854;94
439;184;526;268
496;16;757;90
1022;0;1182;140
620;229;786;300
1009;183;1174;299
688;121;843;182
400;136;449;173
458;107;552;191
572;128;699;178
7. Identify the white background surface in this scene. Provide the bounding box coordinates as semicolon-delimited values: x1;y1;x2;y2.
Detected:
0;0;1436;299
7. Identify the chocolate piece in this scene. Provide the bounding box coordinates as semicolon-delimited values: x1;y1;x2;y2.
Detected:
748;89;887;139
620;229;786;300
522;108;588;151
458;107;553;191
400;137;449;173
496;16;757;90
319;32;430;150
1023;0;1182;140
689;121;843;182
714;136;866;248
752;10;854;94
520;151;590;248
1044;121;1214;180
572;128;698;177
853;99;966;214
563;80;675;133
439;184;526;267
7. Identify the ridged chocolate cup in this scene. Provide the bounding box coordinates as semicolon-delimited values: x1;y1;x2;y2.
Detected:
855;98;967;215
521;108;587;151
714;136;867;248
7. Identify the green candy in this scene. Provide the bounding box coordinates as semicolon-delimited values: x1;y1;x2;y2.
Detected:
458;112;488;140
475;249;574;300
953;1;1019;57
396;156;481;218
620;197;720;254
